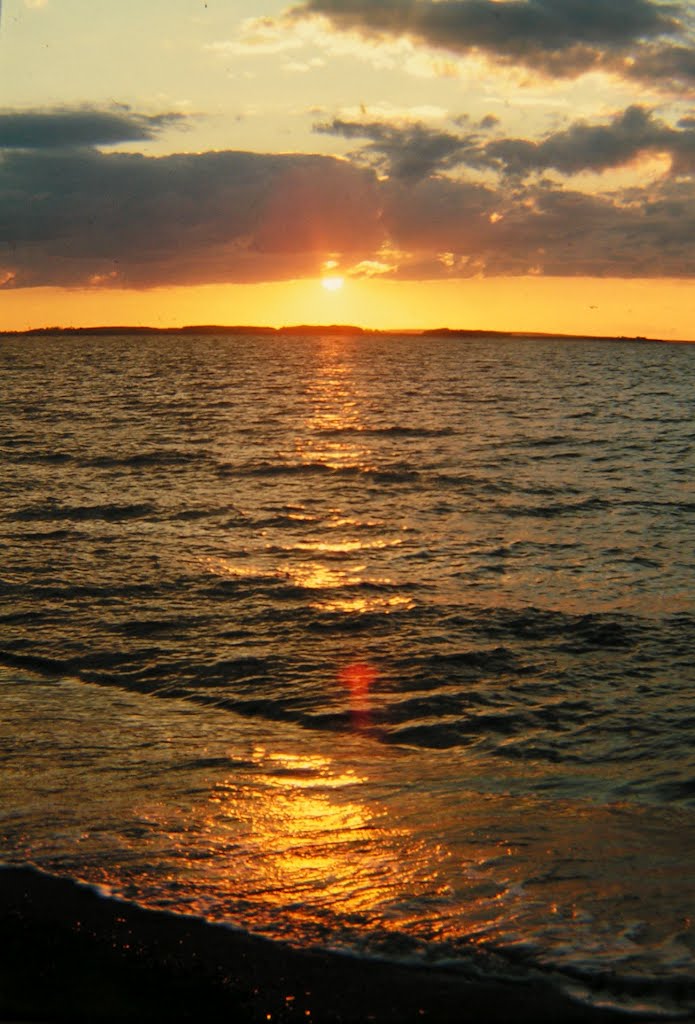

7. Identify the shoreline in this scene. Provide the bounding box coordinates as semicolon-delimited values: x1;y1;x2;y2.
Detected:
0;865;685;1024
1;325;691;344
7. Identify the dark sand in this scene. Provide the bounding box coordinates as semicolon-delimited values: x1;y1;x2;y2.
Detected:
0;866;688;1023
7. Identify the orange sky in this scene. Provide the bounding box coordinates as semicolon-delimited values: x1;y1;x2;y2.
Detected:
3;276;693;341
1;0;694;339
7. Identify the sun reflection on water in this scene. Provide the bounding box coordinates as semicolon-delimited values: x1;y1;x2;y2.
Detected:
194;742;510;950
286;345;414;615
14;675;684;974
317;594;414;614
199;341;415;617
205;747;406;924
296;346;373;472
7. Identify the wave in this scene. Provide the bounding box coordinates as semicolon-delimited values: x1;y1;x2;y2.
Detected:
219;459;422;485
169;506;248;523
1;448;211;469
6;865;689;1024
6;527;89;541
0;649;74;676
499;497;610;518
457;608;641;650
316;425;457;438
86;450;211;468
0;449;76;464
7;501;157;522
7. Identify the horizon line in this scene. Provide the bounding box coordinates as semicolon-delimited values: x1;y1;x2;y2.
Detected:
1;323;692;344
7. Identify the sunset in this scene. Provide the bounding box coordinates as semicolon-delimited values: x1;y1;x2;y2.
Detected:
1;4;695;1024
1;0;694;337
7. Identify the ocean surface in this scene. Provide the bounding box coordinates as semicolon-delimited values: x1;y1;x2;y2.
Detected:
1;332;694;1017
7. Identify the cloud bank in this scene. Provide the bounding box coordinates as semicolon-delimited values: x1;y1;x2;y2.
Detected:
0;136;383;288
317;104;695;179
289;0;695;86
1;104;694;289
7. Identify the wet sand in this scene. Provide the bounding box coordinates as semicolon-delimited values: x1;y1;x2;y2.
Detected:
0;865;682;1024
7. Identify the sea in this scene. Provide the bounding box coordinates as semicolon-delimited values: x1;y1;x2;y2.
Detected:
1;331;694;1018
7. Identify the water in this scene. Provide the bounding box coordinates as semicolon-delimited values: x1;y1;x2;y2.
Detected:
1;332;694;1017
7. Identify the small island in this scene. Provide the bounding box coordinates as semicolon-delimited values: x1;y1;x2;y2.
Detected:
0;324;675;343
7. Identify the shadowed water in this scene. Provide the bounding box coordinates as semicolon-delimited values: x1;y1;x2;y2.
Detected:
1;333;694;1017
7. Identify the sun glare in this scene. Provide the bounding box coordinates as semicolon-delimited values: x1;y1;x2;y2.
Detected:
321;275;344;292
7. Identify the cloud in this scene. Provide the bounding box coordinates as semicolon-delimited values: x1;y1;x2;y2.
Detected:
0;108;187;149
379;174;695;278
315;105;695;180
1;106;694;292
314;117;483;179
290;0;693;85
0;144;385;289
485;105;695;175
291;0;680;47
626;41;695;88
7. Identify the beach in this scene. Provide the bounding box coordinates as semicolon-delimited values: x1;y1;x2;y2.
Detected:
1;865;681;1024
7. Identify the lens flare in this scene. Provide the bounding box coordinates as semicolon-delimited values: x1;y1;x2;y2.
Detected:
339;661;378;731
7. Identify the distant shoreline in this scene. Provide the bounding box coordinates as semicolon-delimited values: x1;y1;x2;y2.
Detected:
0;324;690;343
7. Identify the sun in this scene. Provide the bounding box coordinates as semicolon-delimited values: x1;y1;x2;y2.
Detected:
321;275;345;292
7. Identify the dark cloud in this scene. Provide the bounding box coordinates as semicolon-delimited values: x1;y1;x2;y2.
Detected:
379;176;695;278
0;146;384;288
485;105;695;175
0;108;187;149
1;107;693;291
314;117;484;179
291;0;690;82
316;106;695;180
627;42;695;87
382;175;498;251
294;0;679;48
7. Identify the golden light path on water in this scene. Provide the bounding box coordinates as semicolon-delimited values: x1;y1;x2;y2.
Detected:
199;335;416;622
291;342;414;614
135;338;460;942
4;667;693;992
2;333;693;1017
0;338;514;946
204;748;413;928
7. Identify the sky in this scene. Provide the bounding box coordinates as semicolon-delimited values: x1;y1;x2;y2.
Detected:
1;0;694;337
